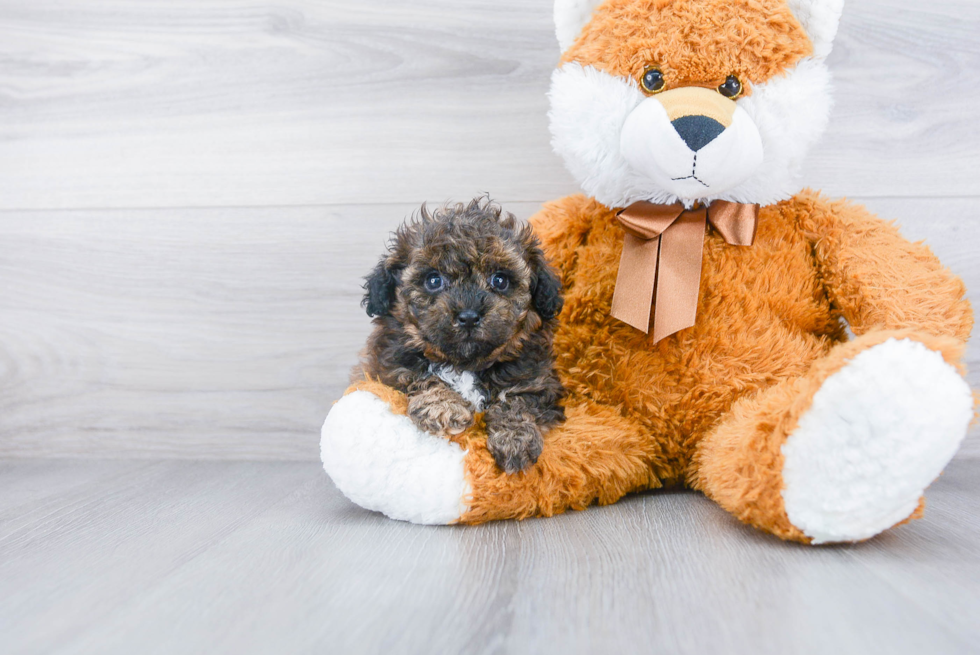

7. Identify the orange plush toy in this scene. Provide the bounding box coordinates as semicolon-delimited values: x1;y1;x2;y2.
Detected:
322;0;974;543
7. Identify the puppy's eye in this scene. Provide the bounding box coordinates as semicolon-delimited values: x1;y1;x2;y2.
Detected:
489;272;510;292
424;271;444;292
640;66;665;95
718;75;743;99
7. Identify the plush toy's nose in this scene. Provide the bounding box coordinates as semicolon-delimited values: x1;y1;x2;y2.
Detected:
671;115;726;152
654;86;736;153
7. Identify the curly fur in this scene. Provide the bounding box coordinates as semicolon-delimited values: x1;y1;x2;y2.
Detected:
355;198;567;473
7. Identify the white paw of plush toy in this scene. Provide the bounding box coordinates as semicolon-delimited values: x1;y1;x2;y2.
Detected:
322;390;469;524
780;338;972;544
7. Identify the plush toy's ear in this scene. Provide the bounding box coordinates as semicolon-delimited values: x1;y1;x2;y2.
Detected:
554;0;605;53
362;258;398;318
786;0;845;59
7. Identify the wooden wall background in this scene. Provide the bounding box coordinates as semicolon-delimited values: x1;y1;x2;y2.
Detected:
1;0;978;460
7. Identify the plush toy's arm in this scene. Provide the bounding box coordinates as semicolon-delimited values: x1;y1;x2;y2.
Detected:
796;191;973;342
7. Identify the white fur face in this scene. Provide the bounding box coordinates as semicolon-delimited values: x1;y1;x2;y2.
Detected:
619;92;765;201
548;59;834;208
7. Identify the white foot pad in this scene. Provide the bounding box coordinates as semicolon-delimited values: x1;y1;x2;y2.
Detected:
321;391;470;524
782;338;973;544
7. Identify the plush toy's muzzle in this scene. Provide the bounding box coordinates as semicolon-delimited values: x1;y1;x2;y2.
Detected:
620;87;764;202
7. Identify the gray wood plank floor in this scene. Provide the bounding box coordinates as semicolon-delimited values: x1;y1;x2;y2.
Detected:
2;455;979;655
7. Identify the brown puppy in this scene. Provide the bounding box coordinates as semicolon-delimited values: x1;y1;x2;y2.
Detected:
356;198;566;473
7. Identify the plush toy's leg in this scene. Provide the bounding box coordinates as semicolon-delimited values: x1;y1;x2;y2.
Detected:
458;400;662;523
321;381;470;524
692;332;974;544
322;381;662;524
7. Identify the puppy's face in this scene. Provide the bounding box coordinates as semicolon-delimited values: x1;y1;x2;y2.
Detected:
364;200;563;370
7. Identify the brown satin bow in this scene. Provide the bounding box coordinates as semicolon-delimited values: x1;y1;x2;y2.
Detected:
611;200;759;342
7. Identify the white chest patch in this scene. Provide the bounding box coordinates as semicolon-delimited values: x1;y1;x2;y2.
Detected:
430;365;486;411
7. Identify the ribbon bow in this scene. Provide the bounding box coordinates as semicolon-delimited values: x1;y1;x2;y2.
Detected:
610;200;759;342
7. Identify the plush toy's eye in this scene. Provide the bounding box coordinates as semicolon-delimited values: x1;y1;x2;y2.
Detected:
489;272;510;292
718;75;743;99
640;66;666;94
424;271;444;292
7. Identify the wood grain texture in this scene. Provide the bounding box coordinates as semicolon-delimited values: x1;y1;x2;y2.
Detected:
1;198;978;459
0;0;979;210
1;456;979;654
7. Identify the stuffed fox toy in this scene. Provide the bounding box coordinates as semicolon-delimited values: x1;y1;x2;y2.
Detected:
322;0;974;543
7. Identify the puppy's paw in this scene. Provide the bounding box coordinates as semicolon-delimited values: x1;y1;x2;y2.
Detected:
486;419;543;474
407;385;474;437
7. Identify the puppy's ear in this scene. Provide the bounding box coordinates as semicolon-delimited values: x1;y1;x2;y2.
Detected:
532;262;564;321
524;228;563;320
362;258;398;318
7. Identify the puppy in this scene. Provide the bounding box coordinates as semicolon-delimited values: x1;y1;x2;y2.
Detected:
355;197;566;473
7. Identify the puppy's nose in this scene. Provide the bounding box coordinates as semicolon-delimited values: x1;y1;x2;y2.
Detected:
456;309;481;328
671;115;726;152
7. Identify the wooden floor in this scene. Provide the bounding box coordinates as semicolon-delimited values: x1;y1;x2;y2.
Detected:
3;1;980;652
0;457;980;655
2;454;979;655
